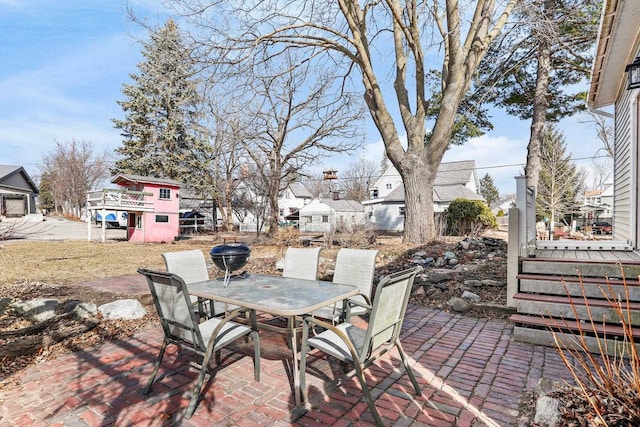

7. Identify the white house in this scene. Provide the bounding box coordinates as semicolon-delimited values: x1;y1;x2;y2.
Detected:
363;160;483;232
278;182;313;223
587;0;640;248
298;198;366;233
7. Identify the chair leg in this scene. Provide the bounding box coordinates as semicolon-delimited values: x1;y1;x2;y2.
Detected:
143;340;168;394
353;363;384;427
185;347;215;419
396;341;422;396
299;321;311;404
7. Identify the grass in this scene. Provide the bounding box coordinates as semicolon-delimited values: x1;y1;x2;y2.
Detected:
0;239;293;286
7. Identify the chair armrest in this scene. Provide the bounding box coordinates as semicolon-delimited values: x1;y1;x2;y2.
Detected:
302;316;361;363
205;308;256;352
347;298;372;311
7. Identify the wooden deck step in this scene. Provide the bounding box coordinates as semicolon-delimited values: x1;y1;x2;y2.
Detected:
512;292;640;326
517;273;640;299
521;257;640;279
510;313;640;337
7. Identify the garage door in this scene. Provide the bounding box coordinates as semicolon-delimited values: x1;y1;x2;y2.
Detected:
5;196;25;217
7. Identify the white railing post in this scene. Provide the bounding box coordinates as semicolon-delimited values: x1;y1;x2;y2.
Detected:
507;207;520;307
515;176;528;247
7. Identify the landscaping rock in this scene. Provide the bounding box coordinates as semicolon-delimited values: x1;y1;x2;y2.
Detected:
447;297;472;312
12;298;59;322
98;299;146;320
428;272;450;283
0;297;13;316
461;291;481;304
482;279;504;287
72;303;98;320
464;279;483;287
533;396;561;427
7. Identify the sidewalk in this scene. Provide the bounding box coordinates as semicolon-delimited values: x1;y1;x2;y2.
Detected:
0;300;574;427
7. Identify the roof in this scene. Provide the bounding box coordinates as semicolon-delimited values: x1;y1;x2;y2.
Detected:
588;0;640;108
434;160;476;186
365;183;483;204
316;198;364;212
111;173;184;188
0;165;39;194
287;183;313;198
434;185;484;203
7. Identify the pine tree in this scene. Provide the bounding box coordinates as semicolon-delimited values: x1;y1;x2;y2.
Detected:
536;125;583;231
112;19;212;187
479;173;500;208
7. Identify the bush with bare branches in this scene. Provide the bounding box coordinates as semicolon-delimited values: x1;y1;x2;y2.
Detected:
547;271;640;425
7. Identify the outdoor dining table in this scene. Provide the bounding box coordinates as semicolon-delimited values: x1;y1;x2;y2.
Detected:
187;273;359;406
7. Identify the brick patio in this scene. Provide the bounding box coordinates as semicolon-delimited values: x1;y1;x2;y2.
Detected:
0;302;574;426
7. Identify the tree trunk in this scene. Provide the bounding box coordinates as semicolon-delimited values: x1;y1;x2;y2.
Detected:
401;164;437;243
525;1;553;190
267;180;280;237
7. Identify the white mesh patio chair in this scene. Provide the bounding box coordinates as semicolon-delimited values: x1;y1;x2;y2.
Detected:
282;246;322;280
299;266;423;427
312;248;378;323
276;246;321;334
162;249;236;317
138;268;260;419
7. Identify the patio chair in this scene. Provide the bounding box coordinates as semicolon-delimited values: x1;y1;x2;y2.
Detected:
312;248;378;322
299;266;423;427
162;249;235;317
282;246;322;280
138;268;260;419
272;247;322;334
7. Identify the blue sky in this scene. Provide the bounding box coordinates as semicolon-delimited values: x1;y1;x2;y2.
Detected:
0;1;611;195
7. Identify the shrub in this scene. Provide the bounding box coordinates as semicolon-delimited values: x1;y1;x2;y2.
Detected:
446;198;498;237
547;269;640;425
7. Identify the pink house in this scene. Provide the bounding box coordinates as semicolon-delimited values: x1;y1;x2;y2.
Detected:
87;174;184;243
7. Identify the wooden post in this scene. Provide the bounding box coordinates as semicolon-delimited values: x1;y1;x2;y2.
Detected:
507;207;520;307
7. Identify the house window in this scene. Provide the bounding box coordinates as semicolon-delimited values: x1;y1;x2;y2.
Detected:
386;183;392;190
322;215;329;223
155;215;169;223
159;188;171;200
304;216;312;223
399;206;405;216
371;189;379;198
136;215;142;229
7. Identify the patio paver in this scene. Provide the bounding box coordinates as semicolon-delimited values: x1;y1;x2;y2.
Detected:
0;296;575;426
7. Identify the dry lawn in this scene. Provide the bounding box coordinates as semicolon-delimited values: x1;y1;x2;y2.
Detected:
0;239;330;285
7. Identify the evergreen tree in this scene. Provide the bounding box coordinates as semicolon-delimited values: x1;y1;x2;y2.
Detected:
475;0;600;188
478;173;500;208
112;19;212;187
536;125;583;231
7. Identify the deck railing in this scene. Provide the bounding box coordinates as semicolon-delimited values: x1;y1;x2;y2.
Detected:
87;189;154;210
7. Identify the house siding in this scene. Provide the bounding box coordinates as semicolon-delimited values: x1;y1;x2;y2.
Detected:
614;82;635;246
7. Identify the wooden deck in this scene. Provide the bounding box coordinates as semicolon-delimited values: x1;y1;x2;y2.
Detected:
534;248;640;261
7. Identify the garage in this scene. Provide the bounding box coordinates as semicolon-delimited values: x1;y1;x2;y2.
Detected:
3;195;26;217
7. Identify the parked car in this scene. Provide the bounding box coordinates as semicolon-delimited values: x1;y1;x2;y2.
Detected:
95;210;128;229
591;221;612;235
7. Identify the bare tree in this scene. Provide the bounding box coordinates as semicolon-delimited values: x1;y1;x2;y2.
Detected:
302;172;331;198
41;140;110;218
340;157;380;202
240;56;364;235
583;110;614;158
168;0;516;243
205;105;252;231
